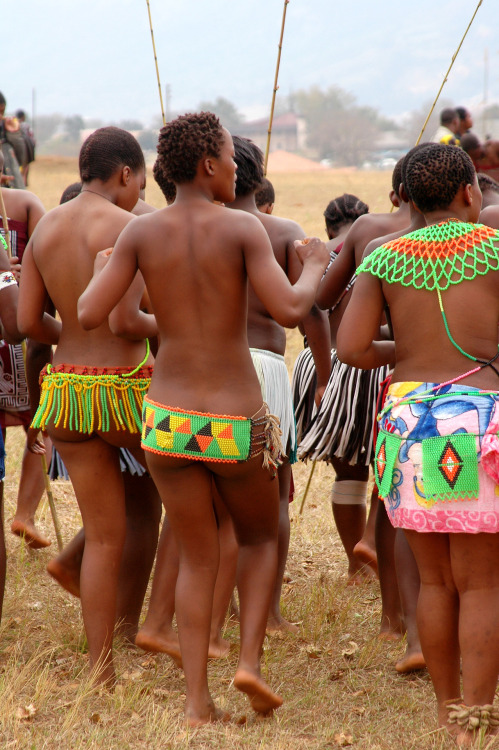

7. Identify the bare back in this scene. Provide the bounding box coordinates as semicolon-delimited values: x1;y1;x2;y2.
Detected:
26;194;146;367
247;213;305;354
385;269;499;390
130;200;268;416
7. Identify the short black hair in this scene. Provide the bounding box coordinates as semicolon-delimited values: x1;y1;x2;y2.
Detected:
461;133;481;154
440;108;458;126
391;157;405;197
255;177;275;207
478;173;499;195
60;182;82;204
0;92;6;108
156;112;225;184
405;143;475;213
153;157;177;204
456;107;468;122
79;127;145;183
324;194;369;230
232;135;264;198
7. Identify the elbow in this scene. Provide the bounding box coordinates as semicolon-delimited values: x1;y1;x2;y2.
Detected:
77;299;100;331
315;287;330;310
336;343;360;368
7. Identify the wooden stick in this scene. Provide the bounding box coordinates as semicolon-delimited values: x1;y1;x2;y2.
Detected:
414;0;483;145
299;459;317;515
145;0;166;127
0;189;63;551
263;0;290;175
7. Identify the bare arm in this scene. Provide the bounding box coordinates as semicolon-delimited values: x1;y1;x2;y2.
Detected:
108;270;158;340
78;233;140;330
243;217;329;328
26;194;46;237
315;226;357;310
336;272;395;370
287;239;331;401
17;243;61;344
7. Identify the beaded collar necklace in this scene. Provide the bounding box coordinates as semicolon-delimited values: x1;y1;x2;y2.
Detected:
358;218;499;375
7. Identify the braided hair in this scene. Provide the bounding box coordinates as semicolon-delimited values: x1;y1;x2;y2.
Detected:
405;143;475;213
324;193;369;235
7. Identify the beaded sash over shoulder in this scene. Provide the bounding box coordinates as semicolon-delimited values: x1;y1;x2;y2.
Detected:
356;220;499;291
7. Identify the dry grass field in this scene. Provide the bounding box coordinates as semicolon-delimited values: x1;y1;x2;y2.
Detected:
0;158;491;749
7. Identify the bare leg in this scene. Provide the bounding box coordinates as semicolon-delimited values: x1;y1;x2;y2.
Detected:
214;461;282;715
376;499;404;639
353;485;378;575
267;461;298;632
451;534;499;706
404;531;461;730
394;530;425;673
145;453;228;726
52;435;126;687
115;472;161;641
135;518;182;665
330;458;371;583
47;527;84;597
11;435;53;549
209;490;238;657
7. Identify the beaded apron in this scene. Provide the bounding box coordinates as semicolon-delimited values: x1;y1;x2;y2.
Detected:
31;343;152;434
141;395;283;474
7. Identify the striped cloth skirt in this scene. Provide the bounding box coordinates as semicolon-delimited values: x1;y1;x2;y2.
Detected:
292;347;389;466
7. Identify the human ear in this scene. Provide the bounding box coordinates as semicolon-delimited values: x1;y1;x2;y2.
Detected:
120;166;132;186
203;157;215;176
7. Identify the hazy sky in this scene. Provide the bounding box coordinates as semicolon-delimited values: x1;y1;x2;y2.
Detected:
2;0;498;127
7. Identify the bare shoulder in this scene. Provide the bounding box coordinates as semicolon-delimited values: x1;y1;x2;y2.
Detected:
364;227;404;258
479;205;499;229
258;213;305;251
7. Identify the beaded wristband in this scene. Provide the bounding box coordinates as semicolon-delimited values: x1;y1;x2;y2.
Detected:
0;271;17;291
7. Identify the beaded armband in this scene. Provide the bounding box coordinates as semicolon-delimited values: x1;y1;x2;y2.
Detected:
0;272;17;292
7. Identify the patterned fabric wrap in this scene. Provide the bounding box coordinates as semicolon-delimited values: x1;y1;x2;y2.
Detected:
250;347;296;463
31;364;153;434
142;397;252;462
356;220;499;291
293;347;389;466
375;381;499;533
0;220;31;427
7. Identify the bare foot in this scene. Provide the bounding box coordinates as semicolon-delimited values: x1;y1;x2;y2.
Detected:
395;650;426;674
353;540;378;576
378;616;405;641
185;703;231;728
46;557;80;597
233;668;283;714
208;637;231;659
378;631;403;642
11;519;51;549
266;615;300;634
135;627;183;668
347;565;376;586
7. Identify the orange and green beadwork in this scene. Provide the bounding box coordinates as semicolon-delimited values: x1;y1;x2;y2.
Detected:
357;220;499;291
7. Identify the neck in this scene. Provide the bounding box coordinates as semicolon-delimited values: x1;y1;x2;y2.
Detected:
424;210;467;226
227;194;259;213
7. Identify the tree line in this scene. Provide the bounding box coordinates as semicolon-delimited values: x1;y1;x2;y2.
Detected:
30;87;497;167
